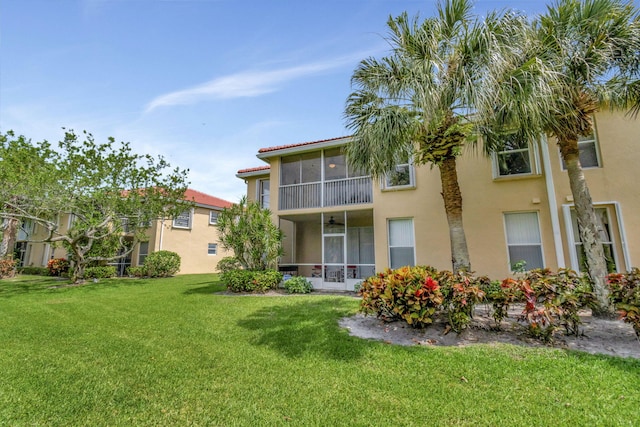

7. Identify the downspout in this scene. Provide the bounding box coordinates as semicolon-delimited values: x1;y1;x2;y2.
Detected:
159;218;165;251
540;136;566;268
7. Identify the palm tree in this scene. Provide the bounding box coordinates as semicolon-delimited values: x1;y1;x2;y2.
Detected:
531;0;640;315
344;0;549;272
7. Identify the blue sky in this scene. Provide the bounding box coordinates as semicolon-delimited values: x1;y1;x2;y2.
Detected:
1;0;550;202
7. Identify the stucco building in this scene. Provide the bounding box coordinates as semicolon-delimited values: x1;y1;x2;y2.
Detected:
237;111;640;291
14;188;233;275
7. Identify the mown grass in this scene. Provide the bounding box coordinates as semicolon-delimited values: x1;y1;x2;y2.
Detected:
0;274;638;426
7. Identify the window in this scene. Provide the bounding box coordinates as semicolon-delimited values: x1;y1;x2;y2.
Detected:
383;162;415;189
504;212;544;271
280;152;321;185
388;219;415;269
493;134;538;177
209;211;219;225
173;210;192;229
138;242;149;265
207;243;218;255
561;131;601;169
258;179;270;209
570;207;617;273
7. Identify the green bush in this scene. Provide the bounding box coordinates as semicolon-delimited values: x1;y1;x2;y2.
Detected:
216;256;242;274
0;258;17;279
17;266;49;276
222;269;282;293
127;266;147;278
143;250;181;278
47;258;70;277
607;268;640;339
283;276;313;294
84;266;117;279
359;266;443;327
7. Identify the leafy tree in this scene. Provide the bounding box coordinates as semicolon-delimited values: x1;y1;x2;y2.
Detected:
344;0;550;271
216;196;283;271
500;0;640;315
0;132;59;258
0;130;190;283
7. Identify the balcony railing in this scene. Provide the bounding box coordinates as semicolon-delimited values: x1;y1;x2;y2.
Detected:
279;176;373;210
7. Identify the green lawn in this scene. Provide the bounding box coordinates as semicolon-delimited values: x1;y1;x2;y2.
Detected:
0;274;638;426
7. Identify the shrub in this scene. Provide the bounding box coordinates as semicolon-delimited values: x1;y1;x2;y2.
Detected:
17;266;49;276
0;258;17;279
217;256;242;274
607;268;640;340
127;266;147;278
47;258;70;277
222;269;283;293
359;266;443;327
518;268;595;341
483;278;522;328
84;266;117;279
143;251;180;278
284;276;313;294
439;271;486;333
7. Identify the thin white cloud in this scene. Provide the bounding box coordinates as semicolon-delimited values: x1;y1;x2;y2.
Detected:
144;54;367;113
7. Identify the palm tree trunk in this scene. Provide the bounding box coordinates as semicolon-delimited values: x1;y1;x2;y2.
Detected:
438;157;471;272
561;140;614;316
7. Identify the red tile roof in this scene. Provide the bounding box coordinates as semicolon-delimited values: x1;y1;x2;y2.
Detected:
184;188;233;209
257;136;350;153
236;165;271;174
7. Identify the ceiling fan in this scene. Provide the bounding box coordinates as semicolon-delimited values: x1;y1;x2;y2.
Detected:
326;215;344;226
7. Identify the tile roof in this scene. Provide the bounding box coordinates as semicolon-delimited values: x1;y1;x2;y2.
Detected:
236;165;271;174
184;188;233;209
257;136;350;153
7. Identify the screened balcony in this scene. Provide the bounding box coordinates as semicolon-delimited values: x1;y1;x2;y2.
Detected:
278;147;373;210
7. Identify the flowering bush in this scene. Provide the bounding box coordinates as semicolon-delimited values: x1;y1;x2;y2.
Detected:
607;269;640;340
47;258;70;277
359;266;443;327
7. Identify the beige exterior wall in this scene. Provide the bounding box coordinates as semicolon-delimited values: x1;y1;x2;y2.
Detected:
18;207;231;275
244;112;640;282
140;206;231;275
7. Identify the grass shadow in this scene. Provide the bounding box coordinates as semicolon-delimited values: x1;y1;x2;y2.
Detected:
236;296;367;361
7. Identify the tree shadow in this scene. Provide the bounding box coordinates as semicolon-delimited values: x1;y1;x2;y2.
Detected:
236;297;368;361
183;281;226;295
0;276;69;298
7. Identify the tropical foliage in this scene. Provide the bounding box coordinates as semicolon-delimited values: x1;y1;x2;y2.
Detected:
216;196;283;271
344;0;553;272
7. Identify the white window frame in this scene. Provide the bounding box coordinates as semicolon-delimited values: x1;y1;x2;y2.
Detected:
560;129;601;170
562;202;629;273
492;137;541;178
387;218;416;269
172;209;193;229
207;243;218;256
257;178;270;209
209;210;219;225
382;163;416;190
503;211;545;272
